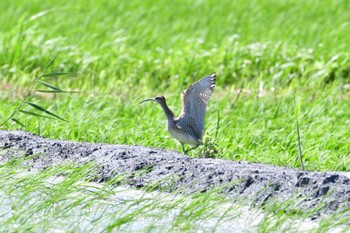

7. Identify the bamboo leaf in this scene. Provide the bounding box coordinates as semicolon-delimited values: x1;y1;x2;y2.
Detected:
36;90;62;93
0;42;66;127
36;90;80;93
11;118;25;127
25;101;67;122
19;110;55;119
41;72;71;78
38;80;62;91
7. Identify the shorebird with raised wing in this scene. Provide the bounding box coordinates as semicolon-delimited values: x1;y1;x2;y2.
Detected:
140;73;216;154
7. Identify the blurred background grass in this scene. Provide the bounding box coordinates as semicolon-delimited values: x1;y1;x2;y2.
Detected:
0;0;349;171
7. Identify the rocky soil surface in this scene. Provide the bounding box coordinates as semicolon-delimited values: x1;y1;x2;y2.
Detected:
1;130;350;219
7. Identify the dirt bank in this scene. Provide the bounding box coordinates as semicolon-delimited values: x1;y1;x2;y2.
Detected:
1;130;349;218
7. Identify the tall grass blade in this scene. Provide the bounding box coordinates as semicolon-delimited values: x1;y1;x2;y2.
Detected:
37;80;80;93
25;101;67;122
36;90;80;93
11;118;25;127
38;80;62;92
0;42;66;126
296;120;305;171
19;110;55;119
215;111;220;140
231;81;244;108
41;72;71;78
294;95;304;170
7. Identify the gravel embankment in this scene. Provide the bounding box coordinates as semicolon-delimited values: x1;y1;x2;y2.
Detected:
1;130;350;218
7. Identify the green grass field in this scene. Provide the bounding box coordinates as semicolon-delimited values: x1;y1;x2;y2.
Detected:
1;0;350;171
1;0;350;231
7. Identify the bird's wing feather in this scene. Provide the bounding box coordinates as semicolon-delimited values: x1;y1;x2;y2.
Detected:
177;73;216;139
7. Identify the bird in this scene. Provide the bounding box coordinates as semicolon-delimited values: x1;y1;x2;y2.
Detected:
140;73;216;154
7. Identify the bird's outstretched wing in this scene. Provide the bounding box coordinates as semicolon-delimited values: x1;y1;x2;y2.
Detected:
177;73;216;139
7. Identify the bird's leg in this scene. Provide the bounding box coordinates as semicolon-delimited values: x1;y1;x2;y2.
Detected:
184;145;200;154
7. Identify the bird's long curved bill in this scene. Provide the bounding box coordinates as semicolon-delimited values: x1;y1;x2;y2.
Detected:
140;98;154;104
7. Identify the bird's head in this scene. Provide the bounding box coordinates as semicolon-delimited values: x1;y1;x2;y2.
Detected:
140;95;166;104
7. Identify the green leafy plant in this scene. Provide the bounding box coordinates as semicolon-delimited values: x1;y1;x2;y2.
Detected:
0;44;77;128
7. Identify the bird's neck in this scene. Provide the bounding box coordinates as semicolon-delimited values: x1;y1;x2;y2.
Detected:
159;101;175;121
